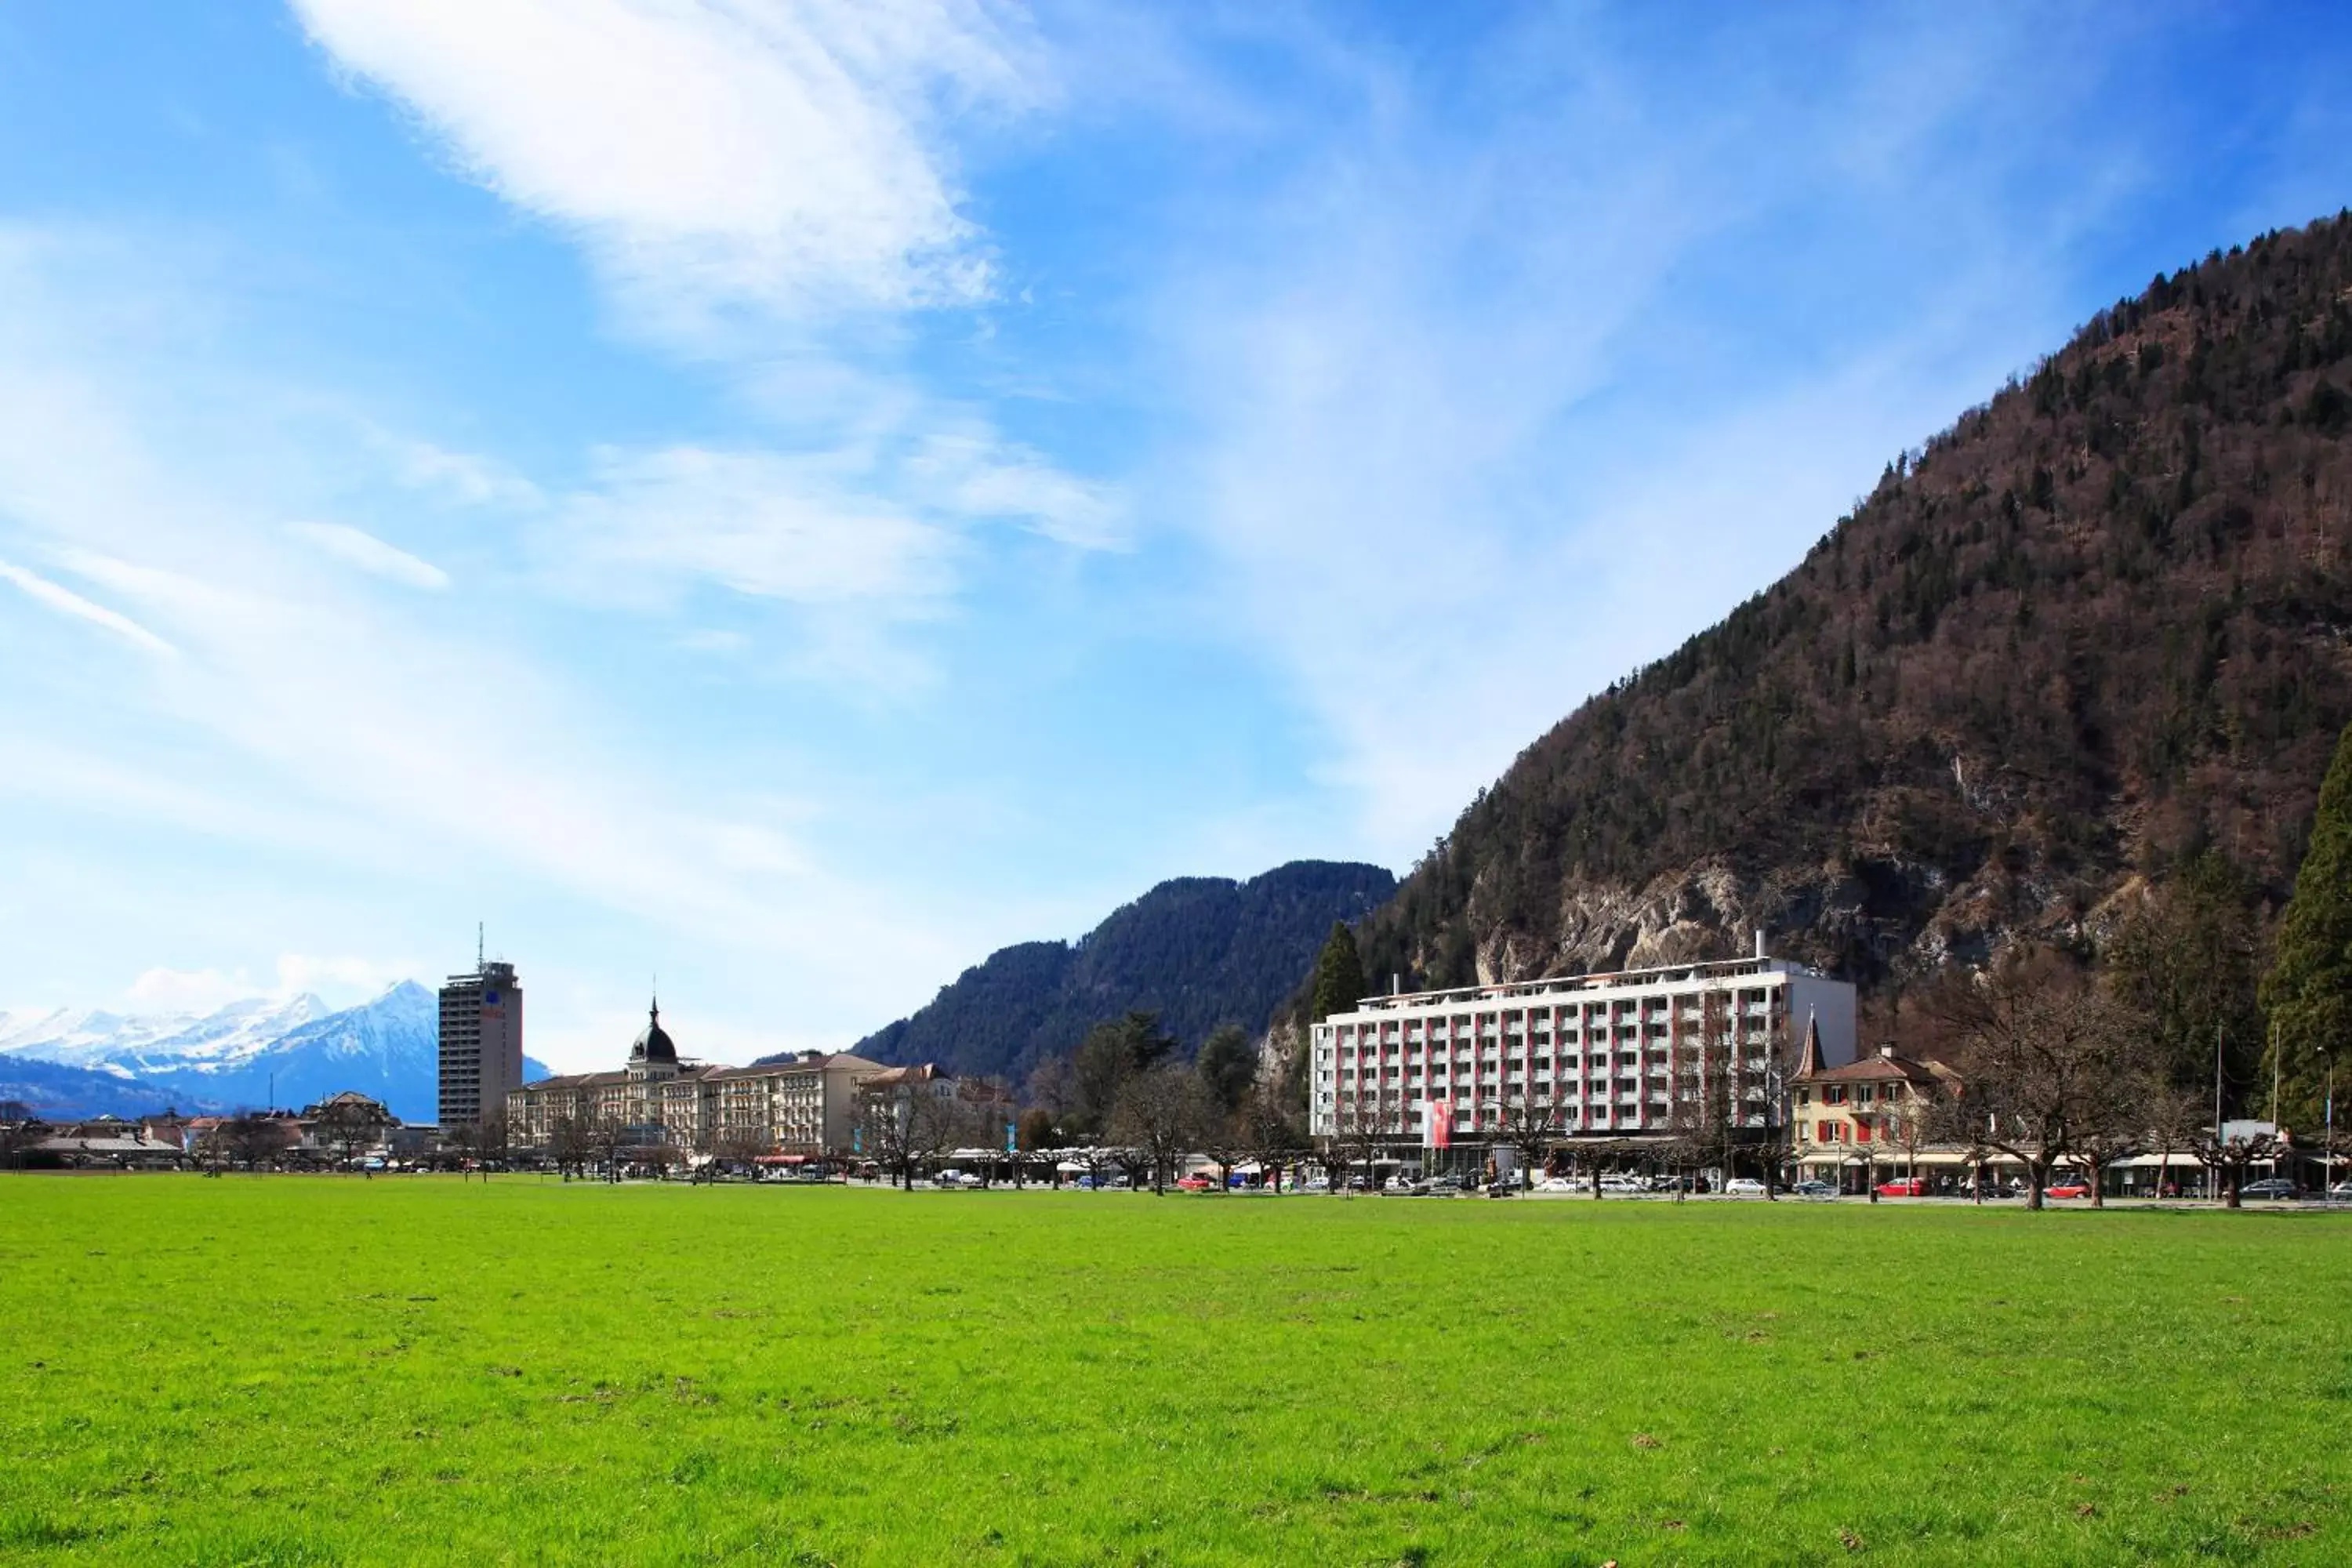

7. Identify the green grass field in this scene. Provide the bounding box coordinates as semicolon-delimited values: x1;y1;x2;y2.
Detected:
3;1180;2348;1566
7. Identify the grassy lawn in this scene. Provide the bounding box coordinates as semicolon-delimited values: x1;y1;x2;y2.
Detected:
2;1179;2347;1566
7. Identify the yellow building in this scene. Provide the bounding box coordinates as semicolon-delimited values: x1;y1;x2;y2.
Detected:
1789;1023;1962;1193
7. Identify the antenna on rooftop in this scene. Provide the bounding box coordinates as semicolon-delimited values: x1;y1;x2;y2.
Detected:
477;921;485;971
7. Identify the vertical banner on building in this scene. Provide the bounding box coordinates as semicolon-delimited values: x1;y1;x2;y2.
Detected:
1005;1120;1018;1154
1424;1099;1451;1149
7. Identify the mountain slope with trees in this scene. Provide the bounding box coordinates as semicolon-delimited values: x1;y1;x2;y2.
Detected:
838;861;1396;1083
1341;212;2352;1083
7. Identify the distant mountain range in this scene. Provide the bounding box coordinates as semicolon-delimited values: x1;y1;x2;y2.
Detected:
0;982;550;1122
829;860;1398;1083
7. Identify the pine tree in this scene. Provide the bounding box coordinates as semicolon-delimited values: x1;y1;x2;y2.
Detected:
1309;922;1367;1021
1195;1023;1258;1112
2259;720;2352;1129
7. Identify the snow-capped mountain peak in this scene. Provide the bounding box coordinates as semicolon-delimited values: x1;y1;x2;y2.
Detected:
1;979;543;1123
0;993;330;1075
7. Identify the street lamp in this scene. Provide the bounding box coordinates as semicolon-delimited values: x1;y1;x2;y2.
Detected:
2321;1044;2336;1203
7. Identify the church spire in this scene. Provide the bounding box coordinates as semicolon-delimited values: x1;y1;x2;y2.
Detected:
1795;1007;1824;1077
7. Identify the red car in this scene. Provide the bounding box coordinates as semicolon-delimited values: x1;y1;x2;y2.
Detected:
1174;1174;1217;1192
1874;1177;1929;1197
2045;1178;2093;1200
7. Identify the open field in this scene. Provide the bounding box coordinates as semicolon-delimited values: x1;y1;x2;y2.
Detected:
3;1180;2348;1566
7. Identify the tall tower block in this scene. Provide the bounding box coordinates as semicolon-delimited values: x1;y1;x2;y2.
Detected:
438;958;524;1128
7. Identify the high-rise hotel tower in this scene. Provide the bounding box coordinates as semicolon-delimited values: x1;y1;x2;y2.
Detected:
438;958;524;1129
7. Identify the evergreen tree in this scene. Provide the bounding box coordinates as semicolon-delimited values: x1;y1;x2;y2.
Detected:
1195;1023;1258;1112
1309;922;1367;1021
2106;848;2263;1094
2260;720;2352;1129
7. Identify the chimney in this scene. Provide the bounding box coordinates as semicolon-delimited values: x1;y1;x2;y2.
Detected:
1878;1044;1896;1060
1392;972;1402;996
1754;929;1766;960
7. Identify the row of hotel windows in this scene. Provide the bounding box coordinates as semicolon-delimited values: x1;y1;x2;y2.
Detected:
1330;1015;1776;1045
1336;1067;1769;1091
1332;989;1779;1028
1327;1051;1775;1076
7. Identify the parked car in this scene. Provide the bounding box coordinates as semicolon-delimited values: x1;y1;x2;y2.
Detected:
2045;1177;2092;1200
1724;1177;1766;1196
1536;1175;1581;1192
1599;1175;1647;1194
2240;1178;2298;1200
1174;1174;1217;1192
2328;1180;2352;1200
1792;1179;1838;1198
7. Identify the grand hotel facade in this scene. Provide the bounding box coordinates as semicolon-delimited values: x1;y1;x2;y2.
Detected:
1308;949;1857;1145
501;1001;891;1158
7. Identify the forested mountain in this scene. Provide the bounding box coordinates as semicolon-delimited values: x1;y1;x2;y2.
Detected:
1348;212;2352;1019
837;861;1396;1082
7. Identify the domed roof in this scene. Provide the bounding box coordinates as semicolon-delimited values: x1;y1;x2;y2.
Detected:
629;998;677;1065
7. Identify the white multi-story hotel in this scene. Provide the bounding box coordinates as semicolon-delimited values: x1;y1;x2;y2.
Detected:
1308;944;1856;1145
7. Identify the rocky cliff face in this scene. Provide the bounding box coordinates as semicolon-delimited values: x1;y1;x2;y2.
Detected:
1356;212;2352;996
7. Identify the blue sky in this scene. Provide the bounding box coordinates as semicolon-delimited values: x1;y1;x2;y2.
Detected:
2;2;2348;1072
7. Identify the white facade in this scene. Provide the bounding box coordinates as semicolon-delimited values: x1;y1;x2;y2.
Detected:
1308;953;1856;1142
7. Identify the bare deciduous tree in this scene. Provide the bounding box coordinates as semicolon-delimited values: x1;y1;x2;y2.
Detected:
2196;1124;2283;1209
1109;1066;1211;1195
1923;952;2150;1210
1238;1083;1305;1194
851;1083;915;1188
313;1097;394;1170
1329;1091;1410;1194
2143;1083;2205;1200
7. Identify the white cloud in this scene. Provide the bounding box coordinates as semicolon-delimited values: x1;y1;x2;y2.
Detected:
0;557;179;659
287;521;452;590
122;953;418;1013
0;235;982;1063
290;0;1044;330
1151;7;2131;859
126;966;256;1014
554;445;960;608
373;431;544;510
908;431;1127;549
273;952;416;1001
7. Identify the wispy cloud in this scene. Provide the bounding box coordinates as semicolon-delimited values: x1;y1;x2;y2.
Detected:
371;431;544;510
291;0;1045;333
1144;5;2172;856
552;445;960;609
287;521;452;590
292;0;1115;666
125;953;412;1012
0;557;178;659
907;431;1127;550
